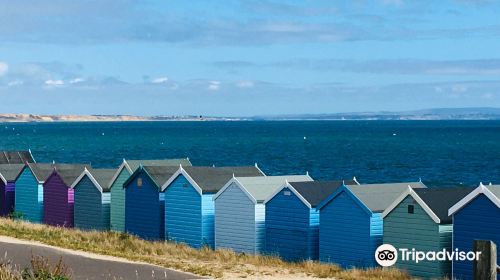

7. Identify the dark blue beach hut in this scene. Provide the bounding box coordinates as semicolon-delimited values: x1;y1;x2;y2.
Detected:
124;165;178;240
448;183;500;280
161;165;265;248
263;180;357;261
318;182;427;268
15;163;55;222
72;168;116;231
0;164;25;216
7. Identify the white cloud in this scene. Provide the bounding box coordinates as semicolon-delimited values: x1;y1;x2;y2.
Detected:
236;80;254;88
451;84;468;93
208;80;220;91
151;76;169;84
7;80;23;87
69;78;85;84
0;62;8;76
45;79;64;86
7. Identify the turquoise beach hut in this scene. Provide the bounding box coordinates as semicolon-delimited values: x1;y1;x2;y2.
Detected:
161;165;265;248
124;165;178;240
264;179;357;261
15;163;55;222
318;182;427;268
0;164;25;217
72;168;116;231
382;187;473;278
448;183;500;280
109;158;191;232
213;174;313;255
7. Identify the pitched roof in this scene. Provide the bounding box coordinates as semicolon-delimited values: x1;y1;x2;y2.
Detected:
27;163;57;183
88;169;116;192
347;182;427;213
0;164;25;182
411;187;474;224
143;165;179;188
233;175;313;203
0;151;35;164
289;180;356;207
53;164;90;186
448;184;500;216
181;166;265;193
126;158;191;172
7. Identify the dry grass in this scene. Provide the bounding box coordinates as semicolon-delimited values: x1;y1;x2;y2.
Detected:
0;218;412;279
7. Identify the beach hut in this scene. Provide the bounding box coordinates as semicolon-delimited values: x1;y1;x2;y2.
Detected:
382;187;473;278
317;182;427;268
124;165;179;240
72;168;116;231
14;163;56;222
0;164;25;216
161;165;265;248
109;158;191;232
448;183;500;280
43;164;89;227
0;150;35;164
214;174;313;254
264;179;357;261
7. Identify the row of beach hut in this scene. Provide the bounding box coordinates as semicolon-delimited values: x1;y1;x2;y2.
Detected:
0;150;498;280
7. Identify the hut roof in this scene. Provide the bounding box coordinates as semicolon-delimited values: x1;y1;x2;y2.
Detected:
143;166;179;189
71;168;117;192
448;184;500;216
0;151;34;164
0;164;26;183
53;164;90;186
126;158;192;172
346;182;427;213
287;180;357;207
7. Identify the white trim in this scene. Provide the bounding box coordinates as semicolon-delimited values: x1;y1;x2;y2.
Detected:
70;168;104;193
0;173;6;185
28;149;36;163
254;163;266;176
448;183;500;216
107;159;132;189
352;176;360;185
263;181;312;208
213;177;258;204
382;185;441;224
160;166;203;195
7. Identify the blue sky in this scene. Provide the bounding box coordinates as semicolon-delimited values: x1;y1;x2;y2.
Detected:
1;0;500;116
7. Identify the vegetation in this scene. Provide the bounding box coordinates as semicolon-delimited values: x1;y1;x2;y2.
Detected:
0;255;71;280
0;218;412;279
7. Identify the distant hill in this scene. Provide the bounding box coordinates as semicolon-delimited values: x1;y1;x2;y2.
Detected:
0;114;237;122
254;107;500;120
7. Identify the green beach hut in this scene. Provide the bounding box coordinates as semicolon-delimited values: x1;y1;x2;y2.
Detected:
108;158;191;232
382;187;473;279
72;168;116;231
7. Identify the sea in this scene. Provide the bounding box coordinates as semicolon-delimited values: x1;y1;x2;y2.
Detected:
1;120;500;187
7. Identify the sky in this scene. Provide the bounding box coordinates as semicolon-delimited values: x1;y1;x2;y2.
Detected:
1;0;500;116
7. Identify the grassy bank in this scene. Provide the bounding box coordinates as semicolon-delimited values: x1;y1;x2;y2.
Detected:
0;218;411;279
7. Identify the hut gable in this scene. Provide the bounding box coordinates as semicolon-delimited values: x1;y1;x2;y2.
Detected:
0;164;25;183
72;168;116;193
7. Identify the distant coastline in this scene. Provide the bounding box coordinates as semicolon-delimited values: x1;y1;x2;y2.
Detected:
2;107;500;122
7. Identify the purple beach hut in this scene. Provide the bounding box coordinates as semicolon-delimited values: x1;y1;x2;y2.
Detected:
0;164;26;216
43;164;89;227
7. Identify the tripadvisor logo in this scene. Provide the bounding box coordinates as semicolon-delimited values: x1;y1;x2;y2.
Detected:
375;244;482;267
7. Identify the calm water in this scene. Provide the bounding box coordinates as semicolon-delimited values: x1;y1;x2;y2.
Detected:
1;121;499;187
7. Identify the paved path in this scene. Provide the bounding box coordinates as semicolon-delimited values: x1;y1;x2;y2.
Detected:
0;237;204;280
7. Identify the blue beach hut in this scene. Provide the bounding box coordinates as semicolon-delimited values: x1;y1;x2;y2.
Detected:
448;183;500;280
318;182;427;268
72;168;116;231
213;174;313;255
263;179;357;261
124;165;178;240
0;164;25;216
14;163;55;222
109;158;191;232
161;165;265;248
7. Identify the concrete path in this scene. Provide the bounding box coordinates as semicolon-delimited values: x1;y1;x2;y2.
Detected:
0;236;204;280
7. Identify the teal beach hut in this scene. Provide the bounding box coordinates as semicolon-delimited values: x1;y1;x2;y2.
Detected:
318;182;427;268
109;158;191;232
213;174;313;254
72;168;116;231
14;163;55;222
161;165;265;248
382;187;473;278
0;164;25;217
124;165;178;240
264;179;357;261
448;183;500;280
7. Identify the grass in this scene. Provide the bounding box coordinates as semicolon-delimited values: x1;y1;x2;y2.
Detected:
0;218;412;279
0;254;71;280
